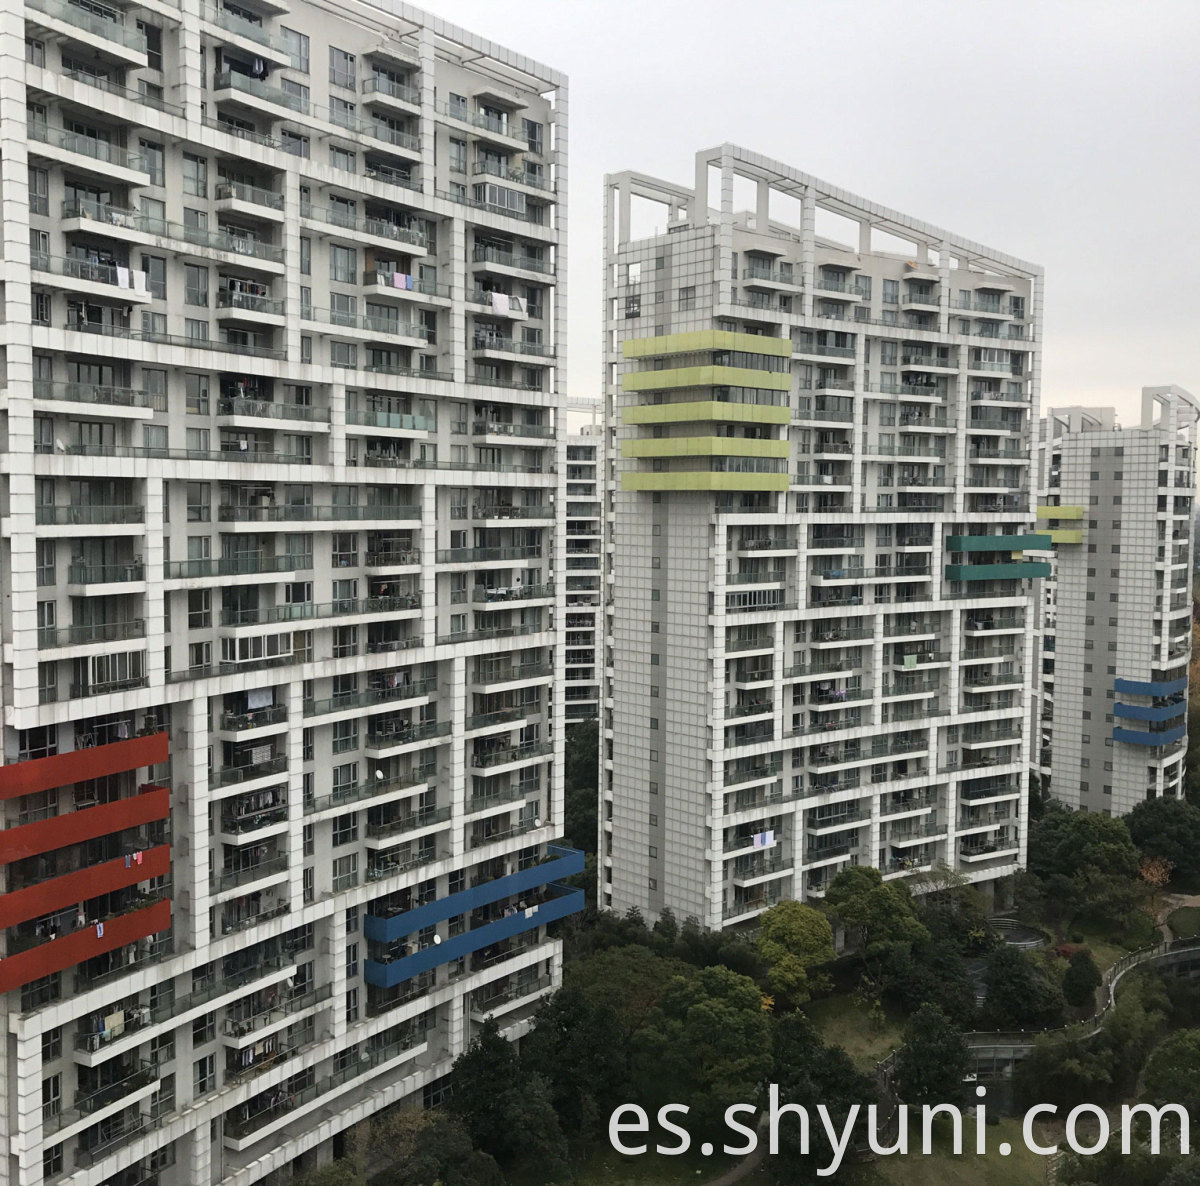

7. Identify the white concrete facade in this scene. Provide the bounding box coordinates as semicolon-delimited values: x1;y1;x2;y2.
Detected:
0;3;570;1185
602;145;1044;928
564;432;601;722
1034;389;1199;817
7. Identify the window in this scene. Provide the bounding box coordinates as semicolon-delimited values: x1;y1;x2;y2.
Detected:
449;137;466;172
194;1055;214;1094
346;905;359;933
330;96;355;127
678;286;695;310
141;254;166;299
187;589;211;628
184;264;208;306
183;153;207;197
523;118;543;154
281;26;309;72
333;813;358;845
281;128;310;158
41;1026;62;1062
882;279;899;304
345;987;359;1024
449;92;467;119
330;244;356;284
330;145;357;173
32;292;50;326
140;139;164;185
280;78;309;109
332;853;358;891
137;19;163;69
26;37;45;66
192;1012;215;1045
333;719;358;753
43;1146;62;1180
329;47;356;88
185;318;209;342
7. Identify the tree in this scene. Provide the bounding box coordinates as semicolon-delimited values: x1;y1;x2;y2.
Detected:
448;1021;569;1178
1143;1028;1200;1120
882;938;977;1025
521;986;629;1145
910;868;997;956
981;945;1064;1030
826;868;929;960
770;1012;877;1184
1014;1024;1116;1111
447;1017;519;1153
894;1003;969;1107
1062;949;1103;1009
1028;802;1140;882
629;964;772;1140
563;719;599;857
375;1112;502;1186
563;943;692;1038
756;900;835;1005
294;1162;363;1186
1127;796;1200;882
1140;855;1174;926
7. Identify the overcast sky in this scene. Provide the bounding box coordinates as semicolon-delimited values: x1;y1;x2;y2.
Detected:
415;0;1200;427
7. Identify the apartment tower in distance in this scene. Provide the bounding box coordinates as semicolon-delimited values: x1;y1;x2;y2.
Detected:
0;3;575;1184
602;145;1045;927
1034;389;1199;816
564;429;603;721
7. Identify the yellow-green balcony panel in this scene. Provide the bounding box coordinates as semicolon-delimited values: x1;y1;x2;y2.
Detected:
623;329;792;360
622;471;790;493
622;399;791;427
623;365;791;394
622;436;790;460
1036;504;1084;520
1049;529;1083;545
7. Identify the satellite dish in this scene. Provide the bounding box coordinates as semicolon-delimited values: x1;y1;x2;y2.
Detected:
375;769;384;780
432;934;442;945
534;818;542;827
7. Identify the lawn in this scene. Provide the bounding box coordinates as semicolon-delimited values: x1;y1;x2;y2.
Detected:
860;1114;1044;1186
805;993;903;1070
1069;926;1130;975
1167;905;1200;939
570;1145;772;1186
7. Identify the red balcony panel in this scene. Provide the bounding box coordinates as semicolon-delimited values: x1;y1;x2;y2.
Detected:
0;733;168;801
0;898;170;993
0;843;170;930
0;785;170;865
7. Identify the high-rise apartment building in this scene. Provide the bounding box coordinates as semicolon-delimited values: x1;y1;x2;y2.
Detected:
1034;389;1198;816
602;145;1045;927
0;3;576;1184
564;431;602;721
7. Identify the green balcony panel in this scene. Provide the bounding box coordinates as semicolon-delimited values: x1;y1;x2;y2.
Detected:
946;562;1052;581
945;534;1053;552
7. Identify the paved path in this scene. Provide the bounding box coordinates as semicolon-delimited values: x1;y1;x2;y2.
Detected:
1158;892;1200;940
699;1119;769;1186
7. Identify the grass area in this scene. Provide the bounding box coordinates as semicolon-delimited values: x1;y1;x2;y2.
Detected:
859;1115;1043;1186
1167;905;1200;939
1069;925;1131;974
805;993;903;1070
570;1145;771;1186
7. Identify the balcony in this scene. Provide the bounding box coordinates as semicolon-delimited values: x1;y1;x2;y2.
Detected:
27;122;143;182
36;505;143;526
366;882;582;987
27;0;148;62
213;71;309;115
66;561;145;586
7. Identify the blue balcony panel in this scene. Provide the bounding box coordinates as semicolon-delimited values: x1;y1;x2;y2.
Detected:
364;844;584;944
1113;676;1188;697
365;883;583;987
1113;700;1187;723
1112;723;1187;748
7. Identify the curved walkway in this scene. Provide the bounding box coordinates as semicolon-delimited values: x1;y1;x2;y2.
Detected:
960;936;1200;1052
